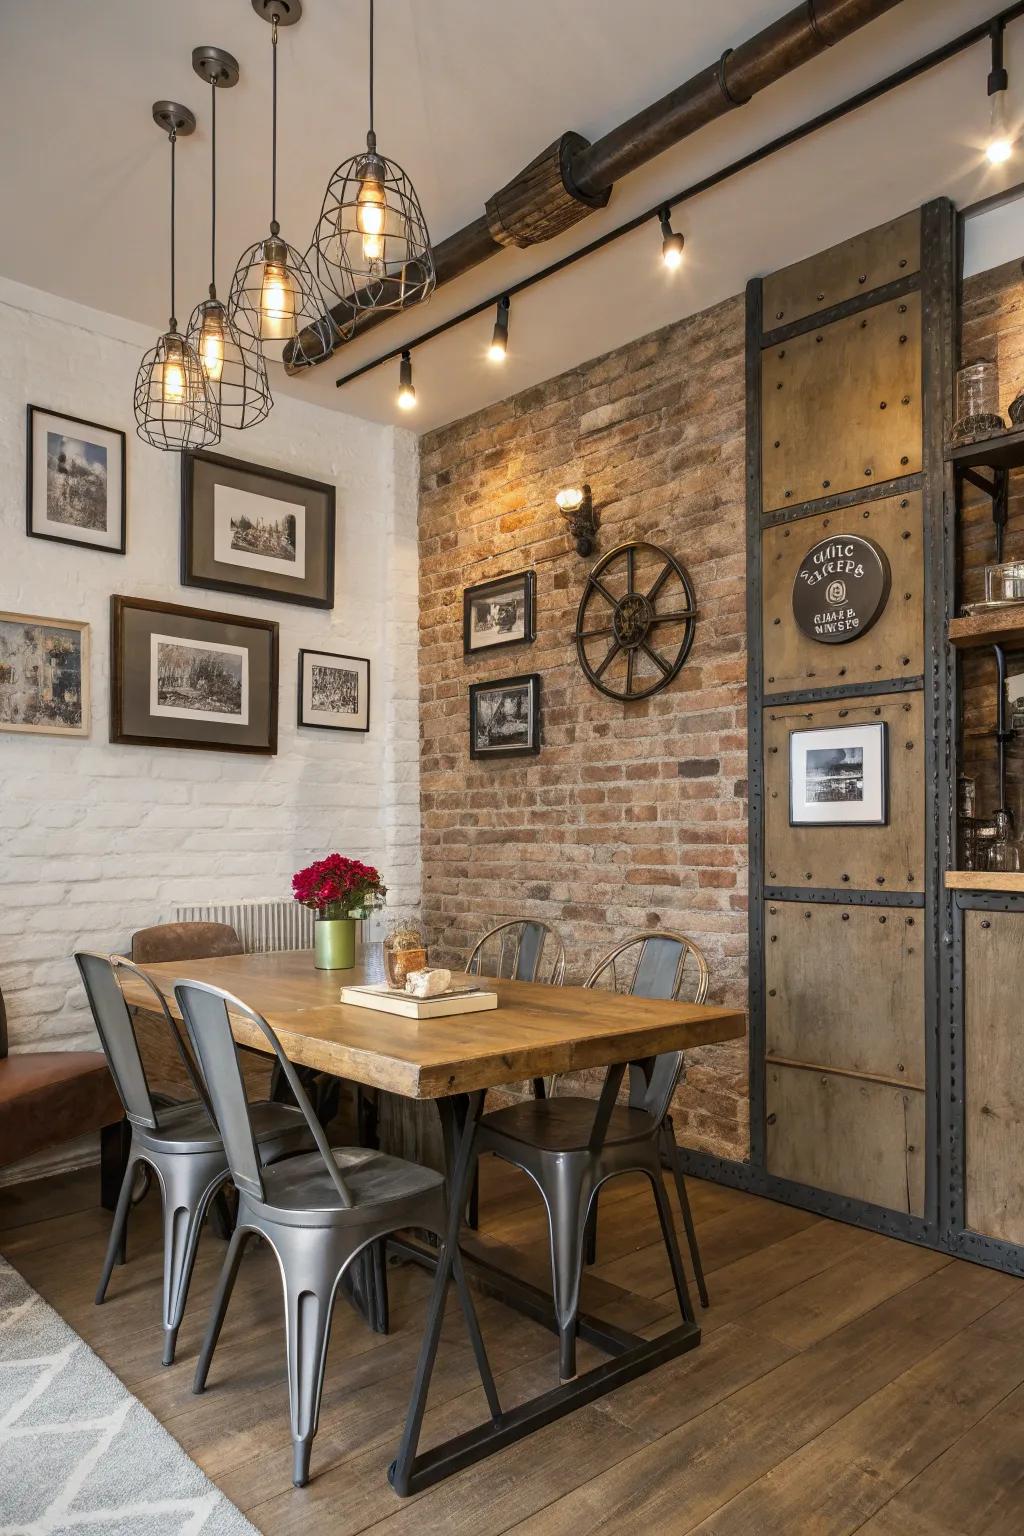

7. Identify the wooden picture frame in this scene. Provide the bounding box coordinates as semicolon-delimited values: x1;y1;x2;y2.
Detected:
26;405;126;554
469;673;541;760
789;721;889;827
0;610;90;737
110;595;278;755
463;570;536;655
181;450;336;609
297;649;370;732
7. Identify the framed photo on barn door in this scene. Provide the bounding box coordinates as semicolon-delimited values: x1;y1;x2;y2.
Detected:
789;721;888;827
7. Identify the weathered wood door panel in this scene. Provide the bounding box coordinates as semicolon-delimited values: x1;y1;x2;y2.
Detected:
964;909;1024;1246
763;690;925;891
765;901;924;1084
761;293;922;511
762;492;924;693
766;1064;925;1215
762;210;921;330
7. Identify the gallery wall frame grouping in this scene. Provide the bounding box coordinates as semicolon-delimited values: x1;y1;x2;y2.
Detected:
297;649;370;732
0;611;90;738
26;406;126;555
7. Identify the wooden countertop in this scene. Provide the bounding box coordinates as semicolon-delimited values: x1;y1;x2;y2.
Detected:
945;871;1024;893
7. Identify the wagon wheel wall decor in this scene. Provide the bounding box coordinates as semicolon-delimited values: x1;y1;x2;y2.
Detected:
574;540;697;701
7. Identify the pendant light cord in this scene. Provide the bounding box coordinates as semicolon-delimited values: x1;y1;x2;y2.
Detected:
369;0;375;136
210;79;217;293
169;127;177;330
270;15;279;232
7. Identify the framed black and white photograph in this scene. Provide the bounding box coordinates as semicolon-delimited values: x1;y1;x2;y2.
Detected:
110;596;278;755
26;406;126;554
181;450;335;609
463;570;536;655
298;649;370;732
469;673;541;760
0;611;90;737
789;721;888;826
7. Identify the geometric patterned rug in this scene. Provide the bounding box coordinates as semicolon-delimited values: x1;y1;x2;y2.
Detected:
0;1256;259;1536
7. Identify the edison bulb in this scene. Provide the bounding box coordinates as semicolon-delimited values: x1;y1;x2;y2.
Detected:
199;312;225;382
357;176;386;262
987;91;1014;165
161;352;186;405
259;259;297;340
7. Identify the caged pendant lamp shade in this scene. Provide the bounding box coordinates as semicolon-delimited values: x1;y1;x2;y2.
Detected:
186;47;272;429
310;0;435;342
134;103;220;452
228;2;337;368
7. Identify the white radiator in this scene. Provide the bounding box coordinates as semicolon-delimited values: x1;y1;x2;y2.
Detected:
173;899;314;954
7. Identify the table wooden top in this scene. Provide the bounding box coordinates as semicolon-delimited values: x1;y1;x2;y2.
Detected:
121;948;745;1100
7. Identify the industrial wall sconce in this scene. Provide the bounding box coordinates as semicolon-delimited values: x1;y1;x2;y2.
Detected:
556;484;599;557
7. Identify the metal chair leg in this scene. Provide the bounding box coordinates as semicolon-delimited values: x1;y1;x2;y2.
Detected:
663;1119;709;1308
545;1171;592;1383
193;1225;251;1393
95;1154;136;1305
283;1268;338;1487
583;1188;599;1266
649;1165;695;1327
160;1163;226;1366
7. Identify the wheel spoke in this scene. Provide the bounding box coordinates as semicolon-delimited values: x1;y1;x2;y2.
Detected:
649;609;695;625
578;624;614;641
590;577;619;610
594;640;622;679
626;649;635;695
646;562;675;603
640;641;672;677
626;546;635;595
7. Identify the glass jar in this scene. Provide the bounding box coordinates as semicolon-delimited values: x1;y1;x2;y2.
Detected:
951;359;1005;442
986;809;1021;872
382;924;429;988
985;561;1024;605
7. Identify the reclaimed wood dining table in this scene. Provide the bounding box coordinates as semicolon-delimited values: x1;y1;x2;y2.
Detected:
120;947;745;1495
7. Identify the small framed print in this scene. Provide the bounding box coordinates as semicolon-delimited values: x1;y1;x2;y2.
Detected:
463;570;535;655
0;611;90;737
789;721;888;826
26;406;126;554
298;649;370;732
110;596;278;755
469;673;541;761
181;450;336;609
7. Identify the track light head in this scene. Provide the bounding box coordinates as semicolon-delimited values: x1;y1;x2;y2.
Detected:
488;296;510;362
397;349;416;410
659;207;685;270
986;20;1014;165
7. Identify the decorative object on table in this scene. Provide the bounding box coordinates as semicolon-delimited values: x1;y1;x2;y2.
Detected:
186;47;272;431
406;967;452;998
110;595;278;754
340;980;498;1019
382;924;428;987
310;0;435;341
228;1;337;371
463;570;536;655
985;808;1022;871
469;673;541;760
134;102;220;453
789;721;889;827
292;853;386;970
181;451;335;609
556;485;600;558
791;534;891;644
297;649;369;731
26;406;126;554
574;540;697;702
0;611;89;737
950;358;1005;444
985;560;1024;606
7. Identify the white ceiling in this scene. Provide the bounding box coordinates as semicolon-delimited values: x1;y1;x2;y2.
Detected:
2;0;1024;433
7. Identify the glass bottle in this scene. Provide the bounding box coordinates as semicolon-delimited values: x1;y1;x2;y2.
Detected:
951;359;1005;442
986;809;1021;871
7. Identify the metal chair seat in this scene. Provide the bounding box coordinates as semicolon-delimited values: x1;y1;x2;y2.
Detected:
135;1097;307;1156
255;1145;445;1225
481;1097;656;1153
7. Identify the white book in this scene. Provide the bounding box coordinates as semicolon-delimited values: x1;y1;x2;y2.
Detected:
340;983;499;1019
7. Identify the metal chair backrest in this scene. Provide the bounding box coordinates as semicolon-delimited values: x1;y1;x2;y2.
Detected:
467;919;566;986
584;931;710;1125
174;979;353;1209
75;952;162;1130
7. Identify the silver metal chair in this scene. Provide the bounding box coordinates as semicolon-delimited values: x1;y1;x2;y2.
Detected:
176;979;493;1488
75;953;312;1367
475;930;710;1382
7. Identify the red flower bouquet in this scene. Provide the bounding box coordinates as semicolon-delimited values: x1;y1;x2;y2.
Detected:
291;854;386;920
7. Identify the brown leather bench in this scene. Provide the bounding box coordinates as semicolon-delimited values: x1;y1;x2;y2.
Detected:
0;981;125;1208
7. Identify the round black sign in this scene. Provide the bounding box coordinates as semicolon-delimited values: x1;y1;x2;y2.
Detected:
792;534;891;645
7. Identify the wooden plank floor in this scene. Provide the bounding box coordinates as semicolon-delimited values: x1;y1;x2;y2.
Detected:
3;1157;1023;1535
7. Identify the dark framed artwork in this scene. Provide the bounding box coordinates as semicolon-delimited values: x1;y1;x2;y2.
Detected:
181;450;336;609
26;406;126;554
789;721;888;826
298;649;370;732
463;570;536;655
0;611;90;737
469;673;541;761
110;595;278;755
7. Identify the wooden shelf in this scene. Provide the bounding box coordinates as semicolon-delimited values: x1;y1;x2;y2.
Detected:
946;426;1024;471
945;871;1024;893
948;607;1024;649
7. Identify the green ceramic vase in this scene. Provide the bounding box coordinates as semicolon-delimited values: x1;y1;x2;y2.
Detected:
314;916;357;970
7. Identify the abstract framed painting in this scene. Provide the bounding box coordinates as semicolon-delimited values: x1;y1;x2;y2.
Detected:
0;611;90;737
297;649;370;732
469;673;541;761
26;406;126;554
181;450;335;609
110;595;278;755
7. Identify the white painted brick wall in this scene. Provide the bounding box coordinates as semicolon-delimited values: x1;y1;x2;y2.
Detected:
0;280;421;1102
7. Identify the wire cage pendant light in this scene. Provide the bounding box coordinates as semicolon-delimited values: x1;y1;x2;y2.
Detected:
228;4;338;368
134;103;220;452
187;48;272;429
310;0;435;343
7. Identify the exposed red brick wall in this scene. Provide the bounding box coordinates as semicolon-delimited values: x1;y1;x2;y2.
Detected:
418;296;749;1161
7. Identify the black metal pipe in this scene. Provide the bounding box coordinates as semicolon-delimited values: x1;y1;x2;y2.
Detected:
335;0;1024;393
994;643;1011;815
